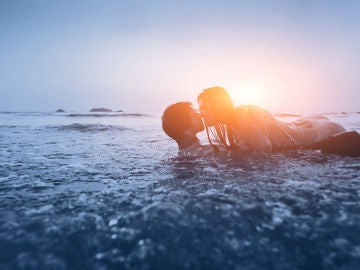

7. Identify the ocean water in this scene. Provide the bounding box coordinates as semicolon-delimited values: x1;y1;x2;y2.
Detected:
0;111;359;270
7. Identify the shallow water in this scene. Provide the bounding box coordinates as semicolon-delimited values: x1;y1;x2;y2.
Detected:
0;111;359;270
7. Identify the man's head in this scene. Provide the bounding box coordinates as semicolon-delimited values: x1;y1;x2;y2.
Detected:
162;102;204;145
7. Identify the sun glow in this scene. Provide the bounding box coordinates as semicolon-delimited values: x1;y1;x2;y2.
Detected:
227;84;267;107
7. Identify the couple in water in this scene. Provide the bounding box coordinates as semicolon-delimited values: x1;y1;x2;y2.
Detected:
162;87;360;157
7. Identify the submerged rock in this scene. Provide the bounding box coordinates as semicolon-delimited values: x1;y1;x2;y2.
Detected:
89;108;112;112
117;109;123;112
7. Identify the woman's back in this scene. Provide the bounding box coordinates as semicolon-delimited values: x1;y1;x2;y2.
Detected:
232;106;345;151
286;115;345;146
233;105;282;151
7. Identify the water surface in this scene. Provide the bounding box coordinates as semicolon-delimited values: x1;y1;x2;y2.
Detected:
0;111;359;270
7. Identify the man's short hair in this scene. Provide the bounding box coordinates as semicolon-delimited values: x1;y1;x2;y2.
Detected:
162;102;193;143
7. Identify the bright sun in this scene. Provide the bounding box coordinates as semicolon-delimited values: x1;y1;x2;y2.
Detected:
227;85;266;106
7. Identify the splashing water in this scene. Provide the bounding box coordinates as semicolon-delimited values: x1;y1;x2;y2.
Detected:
0;111;359;269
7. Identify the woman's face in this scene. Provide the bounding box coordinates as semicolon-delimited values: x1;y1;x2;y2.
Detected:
198;97;217;126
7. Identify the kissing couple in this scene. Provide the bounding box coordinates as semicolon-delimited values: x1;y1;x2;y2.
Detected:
162;86;360;157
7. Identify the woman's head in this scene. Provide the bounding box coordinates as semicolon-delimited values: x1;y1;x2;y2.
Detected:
197;87;237;149
197;86;234;126
162;102;204;144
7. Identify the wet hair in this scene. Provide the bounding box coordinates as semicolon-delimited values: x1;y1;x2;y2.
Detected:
162;102;193;144
198;86;237;149
197;87;234;121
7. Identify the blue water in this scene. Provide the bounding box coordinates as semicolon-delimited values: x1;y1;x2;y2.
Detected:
0;111;359;270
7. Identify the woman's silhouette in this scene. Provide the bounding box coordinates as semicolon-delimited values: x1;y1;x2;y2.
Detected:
197;86;360;156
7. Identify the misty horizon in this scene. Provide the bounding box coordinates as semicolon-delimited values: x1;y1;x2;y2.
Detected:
1;1;360;113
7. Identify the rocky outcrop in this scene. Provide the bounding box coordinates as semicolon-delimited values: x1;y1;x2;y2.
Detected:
89;108;112;112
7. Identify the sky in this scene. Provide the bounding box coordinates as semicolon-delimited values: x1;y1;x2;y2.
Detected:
1;0;360;113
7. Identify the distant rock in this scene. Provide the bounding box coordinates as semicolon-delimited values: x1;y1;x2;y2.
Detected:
117;109;123;112
89;108;112;112
56;109;65;113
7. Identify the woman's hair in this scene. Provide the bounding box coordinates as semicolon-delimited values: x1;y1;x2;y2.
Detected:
162;102;193;144
197;87;237;149
197;87;234;121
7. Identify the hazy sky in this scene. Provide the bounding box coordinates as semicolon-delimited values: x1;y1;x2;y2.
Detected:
1;0;360;113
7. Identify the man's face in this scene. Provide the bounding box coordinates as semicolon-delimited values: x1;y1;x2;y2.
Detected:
188;108;204;133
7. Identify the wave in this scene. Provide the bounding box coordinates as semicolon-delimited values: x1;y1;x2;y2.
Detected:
0;112;50;116
274;113;303;118
47;123;130;132
66;113;149;118
0;111;150;117
320;112;360;116
321;112;347;115
0;124;20;128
